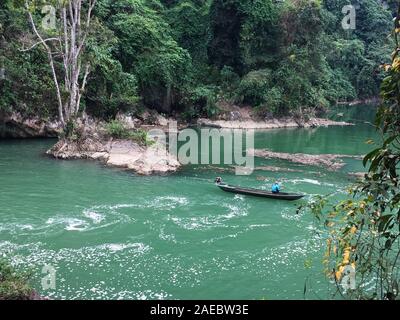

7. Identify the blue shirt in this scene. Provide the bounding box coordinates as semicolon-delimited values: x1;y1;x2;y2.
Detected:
272;184;280;193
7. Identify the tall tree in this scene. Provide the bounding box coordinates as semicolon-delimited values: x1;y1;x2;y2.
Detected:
24;0;97;126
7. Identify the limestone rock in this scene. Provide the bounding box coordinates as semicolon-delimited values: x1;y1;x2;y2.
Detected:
48;137;181;175
0;112;62;138
115;113;136;129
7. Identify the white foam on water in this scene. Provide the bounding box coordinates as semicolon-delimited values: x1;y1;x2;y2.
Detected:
0;223;35;234
164;196;189;205
0;231;327;300
248;224;272;229
292;178;321;185
255;234;324;278
43;203;136;233
168;196;249;231
0;240;184;300
114;290;171;300
83;210;105;224
170;216;215;230
20;224;34;230
306;224;318;231
149;196;189;210
203;222;272;244
66;219;89;231
234;194;245;200
109;197;188;212
291;178;338;188
159;227;177;243
202;233;241;243
0;198;189;237
109;203;139;210
220;203;249;220
0;240;151;267
46;217;89;231
281;208;304;221
99;242;151;253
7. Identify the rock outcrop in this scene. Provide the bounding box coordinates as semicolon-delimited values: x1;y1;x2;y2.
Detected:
198;103;353;129
0;112;62;138
198;117;352;129
47;137;181;175
252;149;363;171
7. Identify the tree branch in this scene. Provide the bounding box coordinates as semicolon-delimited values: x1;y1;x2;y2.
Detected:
77;0;97;58
19;37;59;52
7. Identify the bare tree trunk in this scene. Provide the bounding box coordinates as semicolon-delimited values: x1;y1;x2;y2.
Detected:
26;6;65;125
24;0;96;128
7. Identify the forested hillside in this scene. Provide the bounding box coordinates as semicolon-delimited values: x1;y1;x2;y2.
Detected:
0;0;395;122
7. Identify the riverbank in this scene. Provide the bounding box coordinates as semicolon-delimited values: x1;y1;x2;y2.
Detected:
197;117;352;129
197;104;353;129
2;109;354;176
337;97;380;106
0;107;354;139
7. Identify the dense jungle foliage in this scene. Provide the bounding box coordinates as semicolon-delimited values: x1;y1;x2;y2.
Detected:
0;0;396;121
304;1;400;300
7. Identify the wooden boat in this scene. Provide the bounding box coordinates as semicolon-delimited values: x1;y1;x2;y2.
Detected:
216;183;305;201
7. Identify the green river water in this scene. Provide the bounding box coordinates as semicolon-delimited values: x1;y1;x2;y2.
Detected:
0;107;378;300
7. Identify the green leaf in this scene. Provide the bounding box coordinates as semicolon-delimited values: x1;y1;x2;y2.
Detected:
378;215;394;233
369;154;383;173
383;135;397;147
363;148;381;167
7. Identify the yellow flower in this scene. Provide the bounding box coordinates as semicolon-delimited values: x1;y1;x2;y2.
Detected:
392;57;400;71
335;266;345;280
343;247;351;265
350;226;357;235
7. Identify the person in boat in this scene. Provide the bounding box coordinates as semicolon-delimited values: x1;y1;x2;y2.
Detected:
215;177;223;185
271;181;281;194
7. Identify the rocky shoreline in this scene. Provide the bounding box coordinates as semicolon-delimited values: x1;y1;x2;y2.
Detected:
0;109;354;139
1;110;355;176
0;112;62;138
252;149;363;171
197;117;352;129
48;137;181;176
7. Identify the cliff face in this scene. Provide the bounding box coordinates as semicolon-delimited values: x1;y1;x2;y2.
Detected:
0;112;62;138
